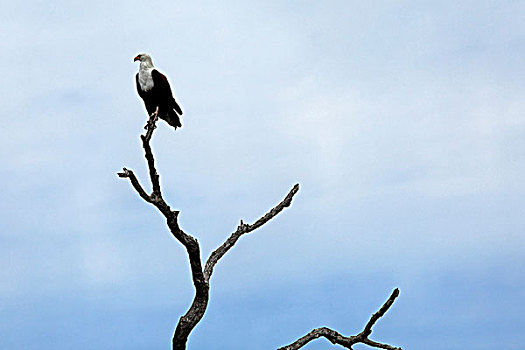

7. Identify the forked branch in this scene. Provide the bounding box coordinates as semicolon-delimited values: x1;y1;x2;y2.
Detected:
118;113;300;349
278;288;401;350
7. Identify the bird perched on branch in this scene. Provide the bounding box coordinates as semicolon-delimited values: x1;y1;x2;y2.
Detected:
134;53;183;130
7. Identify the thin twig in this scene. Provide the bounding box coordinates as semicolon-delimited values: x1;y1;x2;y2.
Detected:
117;168;151;203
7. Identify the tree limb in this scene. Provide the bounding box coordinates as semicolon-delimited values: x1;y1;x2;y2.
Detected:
119;115;207;348
277;288;401;350
203;183;299;282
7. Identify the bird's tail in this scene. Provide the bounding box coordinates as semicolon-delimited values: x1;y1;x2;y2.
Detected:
166;109;182;129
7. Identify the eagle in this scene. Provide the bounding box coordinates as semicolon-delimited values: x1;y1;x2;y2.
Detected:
134;53;183;129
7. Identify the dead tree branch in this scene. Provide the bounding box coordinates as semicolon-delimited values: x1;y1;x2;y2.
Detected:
204;183;299;282
118;113;402;350
118;113;300;349
278;288;401;350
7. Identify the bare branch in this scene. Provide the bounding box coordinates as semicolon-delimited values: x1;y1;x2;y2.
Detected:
277;327;355;349
119;116;208;348
118;112;160;201
203;183;300;282
141;113;162;197
119;109;401;350
130;117;205;288
277;288;401;350
119;125;299;349
359;288;400;339
117;168;151;203
144;111;159;143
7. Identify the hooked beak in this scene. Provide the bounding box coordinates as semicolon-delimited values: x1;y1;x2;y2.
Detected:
134;55;141;62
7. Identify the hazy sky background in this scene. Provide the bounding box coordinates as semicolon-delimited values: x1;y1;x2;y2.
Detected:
2;1;524;349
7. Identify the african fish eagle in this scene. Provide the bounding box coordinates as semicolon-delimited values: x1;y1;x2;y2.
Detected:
134;53;183;129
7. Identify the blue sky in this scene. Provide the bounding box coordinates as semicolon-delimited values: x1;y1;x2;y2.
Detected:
2;1;525;349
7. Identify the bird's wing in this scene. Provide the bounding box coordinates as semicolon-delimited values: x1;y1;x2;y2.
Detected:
152;69;183;115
